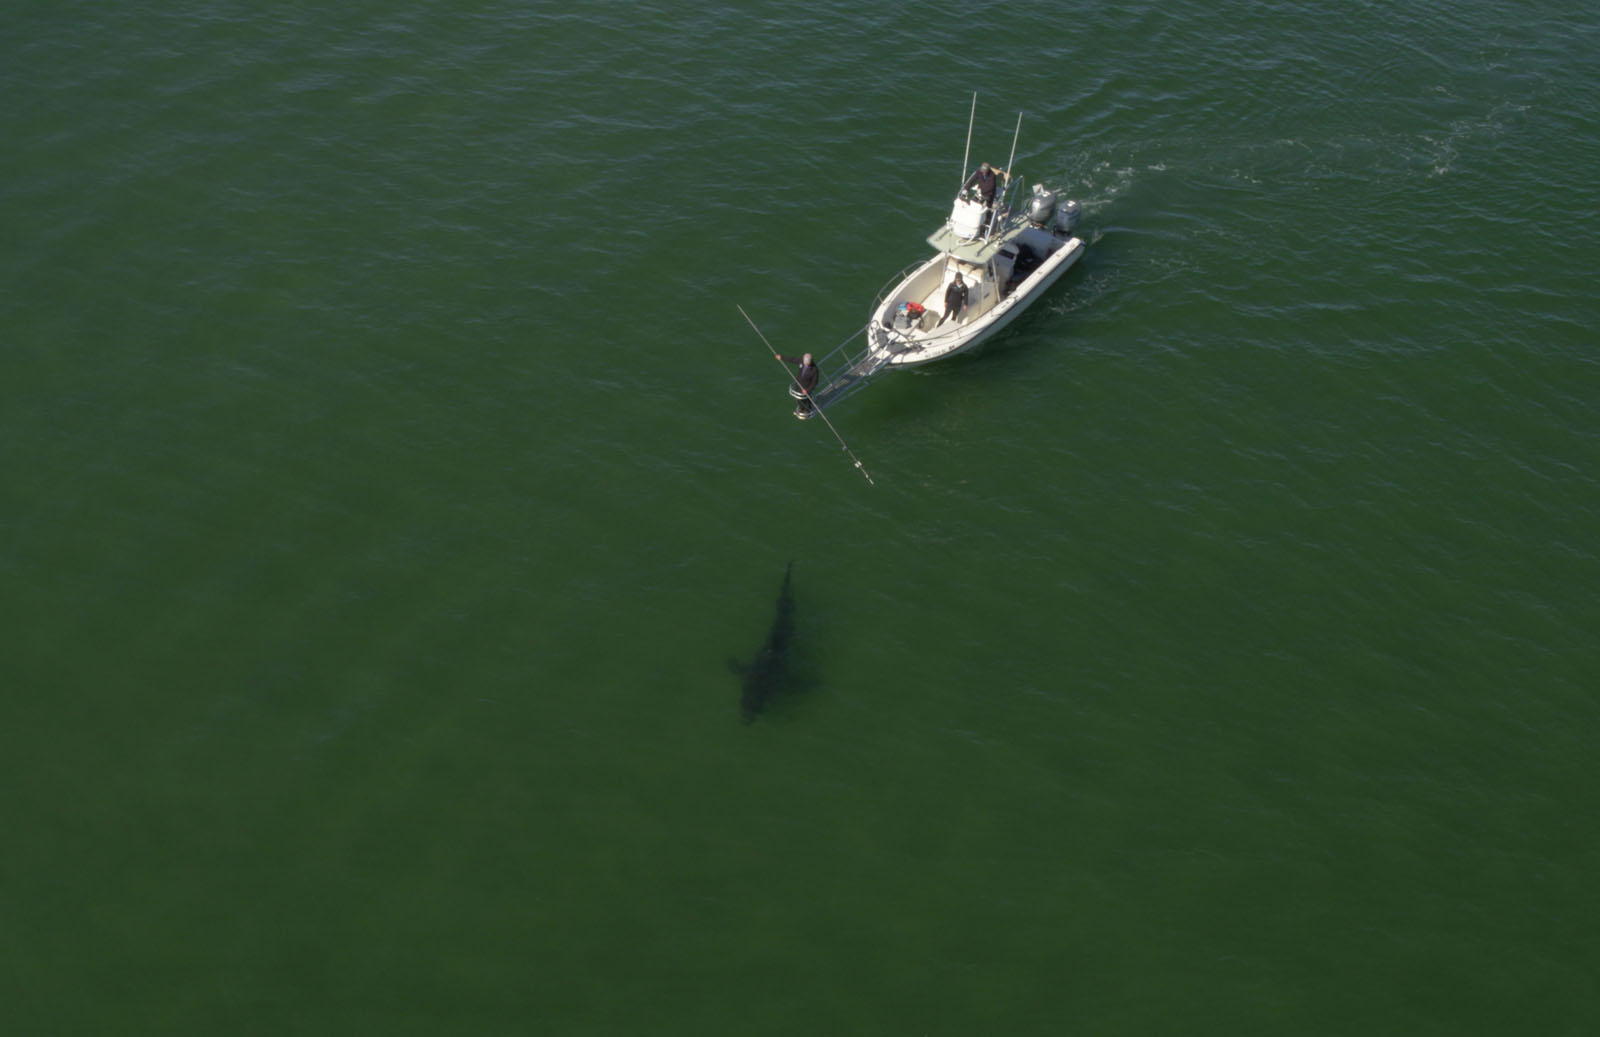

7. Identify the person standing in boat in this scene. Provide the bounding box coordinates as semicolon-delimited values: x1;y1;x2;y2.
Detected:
963;161;1008;234
937;272;968;327
775;352;821;417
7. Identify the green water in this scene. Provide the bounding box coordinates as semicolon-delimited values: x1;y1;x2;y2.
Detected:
5;2;1598;1032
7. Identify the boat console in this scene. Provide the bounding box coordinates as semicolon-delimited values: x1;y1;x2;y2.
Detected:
948;192;987;240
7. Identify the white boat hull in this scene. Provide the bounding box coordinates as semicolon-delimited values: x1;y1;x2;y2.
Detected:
867;226;1085;367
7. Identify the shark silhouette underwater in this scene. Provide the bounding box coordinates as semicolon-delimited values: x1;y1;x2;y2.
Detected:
729;561;805;723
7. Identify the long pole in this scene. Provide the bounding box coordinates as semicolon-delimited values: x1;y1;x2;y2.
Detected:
737;305;874;486
960;91;976;189
1004;110;1022;190
988;110;1023;240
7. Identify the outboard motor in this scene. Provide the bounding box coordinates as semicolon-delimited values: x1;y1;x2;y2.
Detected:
1026;184;1056;227
1056;199;1082;235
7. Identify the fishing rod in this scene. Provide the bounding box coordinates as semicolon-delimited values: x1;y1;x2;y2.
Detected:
737;305;875;486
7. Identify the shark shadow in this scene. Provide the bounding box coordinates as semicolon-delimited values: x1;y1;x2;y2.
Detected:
729;561;810;723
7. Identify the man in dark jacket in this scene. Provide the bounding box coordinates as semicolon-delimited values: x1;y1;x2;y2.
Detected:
938;273;968;326
776;352;821;417
963;161;1008;234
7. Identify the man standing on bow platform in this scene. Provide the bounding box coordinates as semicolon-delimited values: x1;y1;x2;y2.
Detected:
775;352;820;418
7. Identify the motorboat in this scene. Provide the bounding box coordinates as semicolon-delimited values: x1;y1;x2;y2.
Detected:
865;178;1084;368
801;100;1086;416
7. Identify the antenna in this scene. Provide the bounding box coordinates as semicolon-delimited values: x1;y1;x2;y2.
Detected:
1005;110;1022;184
960;91;977;189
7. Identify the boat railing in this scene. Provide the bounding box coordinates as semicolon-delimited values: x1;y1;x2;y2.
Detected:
869;259;927;317
779;260;927;417
802;325;873;411
808;308;934;413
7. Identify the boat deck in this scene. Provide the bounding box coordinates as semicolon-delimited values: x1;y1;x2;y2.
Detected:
871;228;1084;367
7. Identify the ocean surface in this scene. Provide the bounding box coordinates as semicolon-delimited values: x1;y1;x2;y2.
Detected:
4;2;1598;1032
